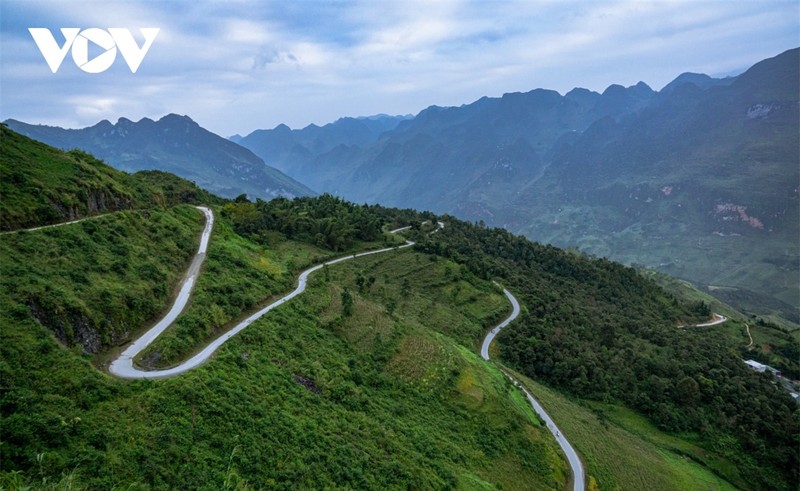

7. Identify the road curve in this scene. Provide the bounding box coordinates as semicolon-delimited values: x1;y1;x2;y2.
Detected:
481;284;585;491
109;206;215;378
109;213;415;379
695;314;727;327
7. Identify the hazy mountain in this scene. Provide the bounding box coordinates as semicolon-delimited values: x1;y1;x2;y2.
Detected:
235;114;411;175
4;114;315;201
660;72;736;94
507;48;799;321
237;48;799;322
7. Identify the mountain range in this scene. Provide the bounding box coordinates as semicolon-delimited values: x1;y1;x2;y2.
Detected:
233;48;800;324
4;114;314;201
6;49;798;325
230;114;411;176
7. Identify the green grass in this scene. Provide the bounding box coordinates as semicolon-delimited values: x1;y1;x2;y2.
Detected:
0;127;220;231
135;213;331;368
504;369;740;491
0;127;135;230
136;216;412;369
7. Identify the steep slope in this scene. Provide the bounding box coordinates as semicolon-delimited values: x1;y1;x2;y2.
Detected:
415;218;798;490
512;47;799;321
0;141;568;489
0;125;220;230
4;114;315;201
2;128;796;491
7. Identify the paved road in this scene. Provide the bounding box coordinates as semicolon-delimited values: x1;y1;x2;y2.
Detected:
109;215;415;379
696;314;727;327
109;206;215;378
481;284;585;491
0;211;126;235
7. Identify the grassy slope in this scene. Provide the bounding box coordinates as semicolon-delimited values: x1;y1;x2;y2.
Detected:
1;210;783;490
0;126;221;231
0;206;202;351
0;126;134;230
1;211;567;489
3;126;793;489
507;369;739;491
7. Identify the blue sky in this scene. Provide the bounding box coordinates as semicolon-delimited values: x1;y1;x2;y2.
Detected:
1;0;798;137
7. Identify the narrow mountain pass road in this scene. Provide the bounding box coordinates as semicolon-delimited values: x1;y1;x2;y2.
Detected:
0;210;133;235
109;206;215;378
109;212;417;379
482;284;585;491
695;313;727;327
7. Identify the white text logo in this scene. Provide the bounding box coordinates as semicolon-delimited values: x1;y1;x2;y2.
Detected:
29;28;160;73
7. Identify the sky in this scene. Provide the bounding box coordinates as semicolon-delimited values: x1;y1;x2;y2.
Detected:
1;0;798;137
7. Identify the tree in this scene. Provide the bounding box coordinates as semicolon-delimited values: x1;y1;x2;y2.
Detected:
341;288;354;317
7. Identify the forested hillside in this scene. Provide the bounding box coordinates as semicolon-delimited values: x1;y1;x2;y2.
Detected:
1;130;796;490
416;220;799;490
1;130;567;489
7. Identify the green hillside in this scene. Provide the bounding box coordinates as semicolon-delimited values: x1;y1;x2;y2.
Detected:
0;130;567;489
1;129;796;490
417;220;798;490
0;124;220;231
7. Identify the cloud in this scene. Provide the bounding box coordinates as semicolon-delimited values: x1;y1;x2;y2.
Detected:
1;0;797;136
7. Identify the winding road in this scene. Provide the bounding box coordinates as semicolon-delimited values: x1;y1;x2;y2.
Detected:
109;208;417;379
29;207;583;488
481;283;585;491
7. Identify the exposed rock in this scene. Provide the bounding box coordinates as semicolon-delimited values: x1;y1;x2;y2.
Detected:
294;374;321;395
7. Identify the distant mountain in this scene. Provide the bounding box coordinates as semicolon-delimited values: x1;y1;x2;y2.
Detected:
659;72;736;94
5;114;315;201
235;114;411;175
507;48;799;321
237;48;800;323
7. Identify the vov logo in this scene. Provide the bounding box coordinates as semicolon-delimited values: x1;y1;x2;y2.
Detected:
29;28;160;73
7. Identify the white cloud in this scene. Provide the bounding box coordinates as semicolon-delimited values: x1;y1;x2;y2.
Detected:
1;0;797;136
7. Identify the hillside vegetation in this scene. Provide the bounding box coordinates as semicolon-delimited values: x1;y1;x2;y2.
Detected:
1;132;566;489
1;130;796;490
416;220;798;489
0;125;220;231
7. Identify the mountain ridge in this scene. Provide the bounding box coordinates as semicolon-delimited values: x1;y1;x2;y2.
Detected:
4;114;315;202
234;47;800;323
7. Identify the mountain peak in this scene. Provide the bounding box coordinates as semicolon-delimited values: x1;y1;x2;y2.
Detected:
601;84;627;97
158;113;198;126
6;115;314;201
90;119;113;130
